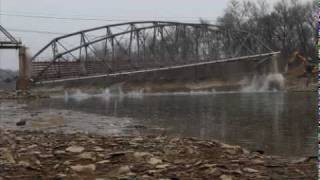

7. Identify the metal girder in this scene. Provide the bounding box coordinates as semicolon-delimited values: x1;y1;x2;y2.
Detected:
31;21;220;61
0;25;21;49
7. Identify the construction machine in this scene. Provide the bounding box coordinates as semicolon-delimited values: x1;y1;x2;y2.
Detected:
287;51;317;87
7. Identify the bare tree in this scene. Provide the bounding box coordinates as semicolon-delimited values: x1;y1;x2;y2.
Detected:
216;0;316;59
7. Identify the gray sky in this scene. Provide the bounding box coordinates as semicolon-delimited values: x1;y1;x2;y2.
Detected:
0;0;281;70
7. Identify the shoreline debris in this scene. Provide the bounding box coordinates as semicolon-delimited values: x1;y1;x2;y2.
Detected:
0;129;316;179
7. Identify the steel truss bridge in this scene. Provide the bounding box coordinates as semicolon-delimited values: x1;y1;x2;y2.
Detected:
30;21;279;84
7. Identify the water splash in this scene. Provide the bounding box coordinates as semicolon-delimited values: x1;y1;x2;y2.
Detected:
65;89;91;102
63;88;223;101
125;89;144;98
64;88;145;102
241;73;285;92
241;55;285;92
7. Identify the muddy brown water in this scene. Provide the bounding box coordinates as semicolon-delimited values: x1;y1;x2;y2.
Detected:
1;91;316;158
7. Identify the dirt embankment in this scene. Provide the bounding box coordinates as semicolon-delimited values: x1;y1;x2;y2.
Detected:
0;90;49;100
0;130;316;180
284;63;317;92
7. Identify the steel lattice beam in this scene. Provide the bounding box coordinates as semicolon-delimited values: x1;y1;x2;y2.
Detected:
30;21;277;83
0;25;21;49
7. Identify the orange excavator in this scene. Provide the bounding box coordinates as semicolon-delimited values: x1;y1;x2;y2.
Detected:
288;51;317;87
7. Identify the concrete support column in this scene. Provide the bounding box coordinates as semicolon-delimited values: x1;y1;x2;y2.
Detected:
16;46;31;90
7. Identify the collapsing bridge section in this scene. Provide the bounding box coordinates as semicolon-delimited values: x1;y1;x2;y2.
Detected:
30;21;278;84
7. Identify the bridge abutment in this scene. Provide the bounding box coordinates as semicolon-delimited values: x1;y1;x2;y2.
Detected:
16;46;32;90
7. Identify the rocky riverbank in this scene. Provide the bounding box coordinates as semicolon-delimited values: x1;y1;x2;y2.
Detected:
0;90;49;100
0;130;316;180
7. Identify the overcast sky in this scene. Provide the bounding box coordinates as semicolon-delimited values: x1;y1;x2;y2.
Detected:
0;0;284;70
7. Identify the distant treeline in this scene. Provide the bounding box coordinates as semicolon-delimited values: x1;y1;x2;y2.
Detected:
78;0;315;73
0;69;17;83
216;0;316;59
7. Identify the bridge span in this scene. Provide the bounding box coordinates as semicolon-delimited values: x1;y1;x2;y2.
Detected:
17;21;280;89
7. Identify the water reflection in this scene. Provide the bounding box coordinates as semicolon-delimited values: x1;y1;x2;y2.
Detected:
28;92;316;158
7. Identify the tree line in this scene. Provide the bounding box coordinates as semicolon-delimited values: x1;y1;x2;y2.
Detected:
216;0;316;60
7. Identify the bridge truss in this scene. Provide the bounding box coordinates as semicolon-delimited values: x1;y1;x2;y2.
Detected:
0;25;21;49
31;21;278;83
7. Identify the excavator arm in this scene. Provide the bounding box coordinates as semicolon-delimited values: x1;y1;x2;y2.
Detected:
295;53;308;67
293;51;317;72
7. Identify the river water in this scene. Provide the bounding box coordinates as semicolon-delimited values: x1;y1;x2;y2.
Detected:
1;91;317;158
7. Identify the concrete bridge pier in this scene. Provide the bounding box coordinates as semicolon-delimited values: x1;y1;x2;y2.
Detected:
16;46;32;90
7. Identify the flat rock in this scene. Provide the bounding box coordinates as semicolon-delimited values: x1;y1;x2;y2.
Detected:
226;149;238;155
70;164;96;173
201;163;217;169
66;146;85;153
93;146;104;152
118;165;131;174
291;157;308;164
133;152;152;159
63;161;71;165
221;143;241;150
252;159;264;165
55;173;66;178
18;161;31;167
78;152;96;161
54;150;66;155
132;137;144;142
243;167;259;173
38;154;54;158
148;157;163;165
220;174;233;180
2;149;16;164
206;168;222;176
155;163;170;169
97;160;111;164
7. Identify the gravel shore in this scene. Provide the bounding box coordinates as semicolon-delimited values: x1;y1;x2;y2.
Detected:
0;129;316;180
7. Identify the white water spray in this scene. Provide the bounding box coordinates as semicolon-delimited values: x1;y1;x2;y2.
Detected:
241;55;285;92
